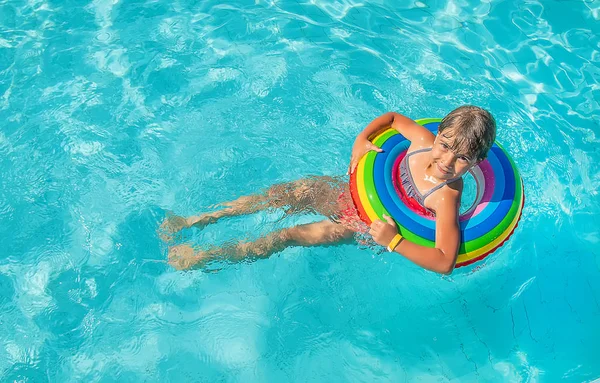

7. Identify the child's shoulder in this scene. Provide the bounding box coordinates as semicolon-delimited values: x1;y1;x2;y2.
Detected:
407;123;436;149
391;114;435;147
446;177;464;193
427;178;464;213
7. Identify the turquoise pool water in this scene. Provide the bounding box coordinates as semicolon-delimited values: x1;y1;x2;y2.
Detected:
1;0;599;381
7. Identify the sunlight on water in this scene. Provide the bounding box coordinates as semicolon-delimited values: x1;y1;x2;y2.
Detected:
0;0;599;381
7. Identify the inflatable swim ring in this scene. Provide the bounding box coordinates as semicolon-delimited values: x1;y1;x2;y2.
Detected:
349;118;524;267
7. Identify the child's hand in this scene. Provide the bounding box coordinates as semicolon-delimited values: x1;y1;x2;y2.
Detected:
348;136;382;174
369;214;398;248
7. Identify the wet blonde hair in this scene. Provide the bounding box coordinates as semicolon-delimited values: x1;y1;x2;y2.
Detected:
438;105;496;161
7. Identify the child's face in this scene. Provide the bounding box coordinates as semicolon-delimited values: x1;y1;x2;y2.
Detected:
430;130;479;180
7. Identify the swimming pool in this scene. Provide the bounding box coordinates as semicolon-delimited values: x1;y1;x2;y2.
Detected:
1;0;599;381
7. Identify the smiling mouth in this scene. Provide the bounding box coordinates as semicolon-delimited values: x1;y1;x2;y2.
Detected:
437;163;452;174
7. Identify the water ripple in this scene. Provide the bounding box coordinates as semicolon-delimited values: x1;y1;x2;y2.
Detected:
1;0;599;381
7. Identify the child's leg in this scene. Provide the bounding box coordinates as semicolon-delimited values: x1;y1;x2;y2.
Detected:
161;176;343;235
159;193;270;241
160;194;268;236
168;219;354;270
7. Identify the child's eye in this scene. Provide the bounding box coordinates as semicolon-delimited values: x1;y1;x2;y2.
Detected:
458;156;470;162
441;143;449;150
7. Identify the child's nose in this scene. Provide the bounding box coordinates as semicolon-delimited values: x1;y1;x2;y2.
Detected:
441;153;457;167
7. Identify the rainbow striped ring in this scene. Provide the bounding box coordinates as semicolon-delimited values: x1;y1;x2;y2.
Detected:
349;118;524;267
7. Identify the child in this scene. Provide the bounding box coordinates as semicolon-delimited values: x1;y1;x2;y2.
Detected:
162;105;496;274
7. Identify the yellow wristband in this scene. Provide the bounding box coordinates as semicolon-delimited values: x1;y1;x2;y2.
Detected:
386;234;403;252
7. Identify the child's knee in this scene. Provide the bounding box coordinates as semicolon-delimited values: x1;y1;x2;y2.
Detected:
278;226;297;243
280;222;350;246
278;226;311;246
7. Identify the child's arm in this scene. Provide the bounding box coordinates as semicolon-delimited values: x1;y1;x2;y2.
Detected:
350;112;433;173
369;189;460;275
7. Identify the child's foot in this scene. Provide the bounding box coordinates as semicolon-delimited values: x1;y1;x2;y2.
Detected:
159;214;191;241
186;213;220;229
168;244;210;270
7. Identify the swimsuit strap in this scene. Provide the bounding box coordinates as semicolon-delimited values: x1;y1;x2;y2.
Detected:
403;147;435;202
420;176;461;201
399;149;427;204
403;147;462;206
402;147;433;201
406;147;432;158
